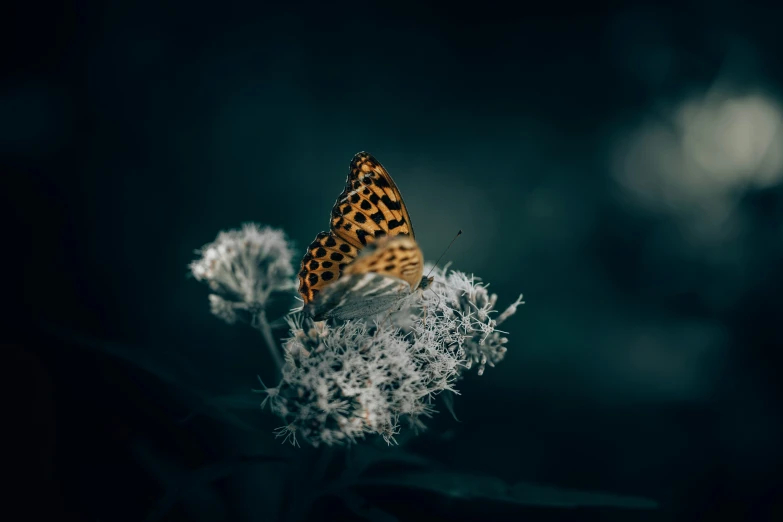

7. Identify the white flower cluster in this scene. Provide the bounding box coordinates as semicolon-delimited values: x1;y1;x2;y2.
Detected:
188;223;523;447
264;264;523;447
264;317;443;447
189;223;295;323
416;265;524;376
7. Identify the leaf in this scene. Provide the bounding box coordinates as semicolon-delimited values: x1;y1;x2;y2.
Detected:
144;453;289;522
48;325;262;431
133;440;229;522
204;394;265;410
355;471;658;510
339;491;399;522
508;481;659;509
340;444;436;483
285;447;434;522
358;470;506;500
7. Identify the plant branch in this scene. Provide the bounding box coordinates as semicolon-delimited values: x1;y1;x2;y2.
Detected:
254;308;285;373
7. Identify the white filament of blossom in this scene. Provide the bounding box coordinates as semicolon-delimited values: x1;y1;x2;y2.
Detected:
265;263;524;447
189;223;296;322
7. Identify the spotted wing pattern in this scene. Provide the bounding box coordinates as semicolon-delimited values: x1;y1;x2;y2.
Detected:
298;152;417;305
330;152;415;249
305;236;424;321
342;235;423;290
298;232;360;304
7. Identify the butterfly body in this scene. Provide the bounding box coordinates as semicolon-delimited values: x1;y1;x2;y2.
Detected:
298;152;426;320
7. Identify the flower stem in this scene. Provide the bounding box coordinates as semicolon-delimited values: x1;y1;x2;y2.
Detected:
254;308;285;372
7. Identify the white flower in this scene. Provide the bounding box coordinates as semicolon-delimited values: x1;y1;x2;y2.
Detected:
189;223;296;323
208;294;239;324
264;318;434;446
417;264;524;376
265;265;524;447
273;423;300;447
189;223;524;446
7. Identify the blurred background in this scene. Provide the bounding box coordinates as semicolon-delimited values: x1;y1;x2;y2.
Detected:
5;1;782;520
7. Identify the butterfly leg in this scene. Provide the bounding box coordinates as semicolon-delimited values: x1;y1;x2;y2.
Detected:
421;286;443;325
383;311;393;329
373;308;393;331
431;287;442;313
377;295;411;329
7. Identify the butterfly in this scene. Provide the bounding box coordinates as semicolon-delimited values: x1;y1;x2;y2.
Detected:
298;152;431;321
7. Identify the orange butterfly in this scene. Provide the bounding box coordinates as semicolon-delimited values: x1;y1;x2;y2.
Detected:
298;152;431;320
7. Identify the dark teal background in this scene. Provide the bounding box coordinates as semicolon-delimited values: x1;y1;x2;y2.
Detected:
6;1;782;520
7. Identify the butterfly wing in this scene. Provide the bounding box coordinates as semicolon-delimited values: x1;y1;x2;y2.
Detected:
305;236;425;320
305;273;413;321
343;235;424;291
298;152;417;305
298;232;360;304
330;152;415;248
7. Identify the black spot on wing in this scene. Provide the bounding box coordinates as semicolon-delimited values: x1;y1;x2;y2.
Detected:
309;260;319;269
330;252;344;261
325;236;336;247
315;247;327;258
321;261;333;268
321;271;334;281
356;229;370;245
370;211;384;224
308;273;318;285
339;243;351;253
360;200;372;211
388;219;406;230
354;213;367;224
381;195;401;210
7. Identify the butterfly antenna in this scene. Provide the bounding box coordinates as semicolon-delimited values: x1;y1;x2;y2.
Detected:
426;229;462;278
422;230;462;323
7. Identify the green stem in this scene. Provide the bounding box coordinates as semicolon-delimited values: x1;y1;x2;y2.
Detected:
254;308;285;373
